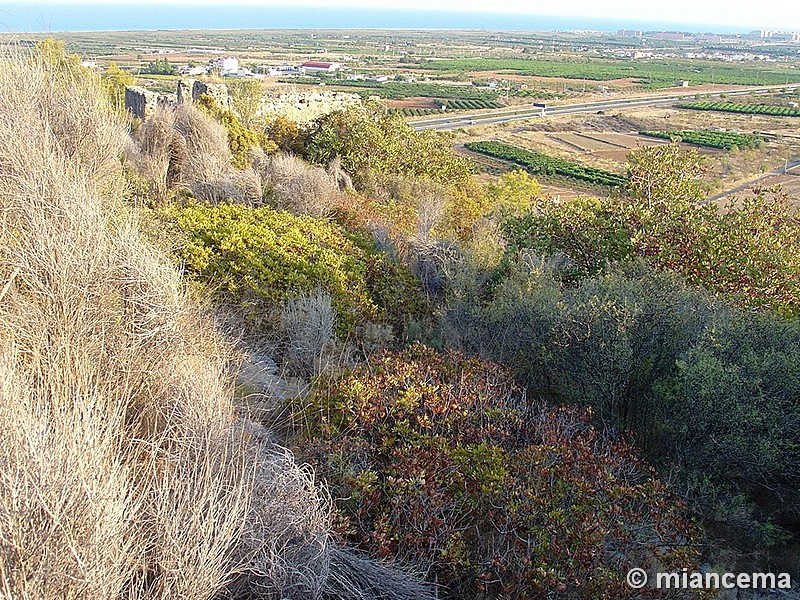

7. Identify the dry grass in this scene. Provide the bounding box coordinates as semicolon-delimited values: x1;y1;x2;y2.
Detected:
131;102;261;205
0;49;437;600
256;152;341;218
280;290;338;377
0;51;335;600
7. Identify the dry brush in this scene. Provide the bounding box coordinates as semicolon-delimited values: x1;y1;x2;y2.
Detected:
0;49;431;600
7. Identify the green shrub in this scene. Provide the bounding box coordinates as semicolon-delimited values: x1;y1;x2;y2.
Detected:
498;147;800;315
501;196;634;281
162;202;427;338
485;169;542;216
654;310;800;555
304;102;472;186
443;251;800;564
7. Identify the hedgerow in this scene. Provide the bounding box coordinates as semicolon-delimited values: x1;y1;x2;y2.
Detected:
676;101;800;117
466;140;627;188
639;129;764;150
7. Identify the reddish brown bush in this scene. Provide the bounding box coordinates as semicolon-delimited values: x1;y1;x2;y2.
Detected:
293;345;703;599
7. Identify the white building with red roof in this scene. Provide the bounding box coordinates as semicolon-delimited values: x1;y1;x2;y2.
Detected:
300;61;342;73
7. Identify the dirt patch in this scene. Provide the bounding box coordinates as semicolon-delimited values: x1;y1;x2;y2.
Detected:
712;172;800;210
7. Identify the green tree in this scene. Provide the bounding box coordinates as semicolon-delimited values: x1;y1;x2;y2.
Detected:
485;169;541;215
144;58;175;75
304;101;471;186
102;63;136;114
627;143;706;210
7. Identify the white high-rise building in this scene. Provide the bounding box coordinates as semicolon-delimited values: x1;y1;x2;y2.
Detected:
210;57;239;74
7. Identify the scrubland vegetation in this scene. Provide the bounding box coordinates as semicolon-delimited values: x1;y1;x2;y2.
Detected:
2;40;799;599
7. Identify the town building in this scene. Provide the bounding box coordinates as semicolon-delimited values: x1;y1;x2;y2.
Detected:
210;57;239;74
268;65;303;77
300;61;342;72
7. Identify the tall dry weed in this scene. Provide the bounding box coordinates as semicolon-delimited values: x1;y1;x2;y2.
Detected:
0;49;434;600
257;152;340;218
131;102;260;205
0;50;330;600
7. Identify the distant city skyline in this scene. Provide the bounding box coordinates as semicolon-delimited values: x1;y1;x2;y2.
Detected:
2;1;799;33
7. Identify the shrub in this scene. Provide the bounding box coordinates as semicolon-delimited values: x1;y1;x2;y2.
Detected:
442;250;800;565
256;152;341;218
228;78;266;129
304;101;472;187
131;103;261;205
280;289;338;376
654;310;800;556
349;171;491;251
162;202;428;342
196;93;265;169
292;345;703;599
264;114;306;154
499;176;800;315
627;143;706;209
164;202;376;332
0;49;336;600
501;195;634;282
485;169;542;215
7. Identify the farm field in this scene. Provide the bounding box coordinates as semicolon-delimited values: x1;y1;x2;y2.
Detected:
455;102;800;197
677;100;800;117
464;141;628;187
418;57;800;88
710;172;800;212
639;130;765;150
457;145;614;198
12;27;798;201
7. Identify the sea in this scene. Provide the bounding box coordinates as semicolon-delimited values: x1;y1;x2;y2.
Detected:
0;3;755;34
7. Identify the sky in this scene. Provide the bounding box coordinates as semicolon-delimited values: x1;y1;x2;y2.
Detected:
5;0;800;31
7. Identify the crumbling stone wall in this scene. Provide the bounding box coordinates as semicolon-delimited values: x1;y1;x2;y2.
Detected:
176;79;194;103
258;91;362;124
191;80;232;110
125;86;159;120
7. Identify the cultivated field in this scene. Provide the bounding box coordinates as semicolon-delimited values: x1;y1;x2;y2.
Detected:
456;103;800;197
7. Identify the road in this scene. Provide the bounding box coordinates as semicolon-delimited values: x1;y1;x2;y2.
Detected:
411;84;800;132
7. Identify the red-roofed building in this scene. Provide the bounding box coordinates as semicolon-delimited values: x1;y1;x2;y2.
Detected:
300;61;342;72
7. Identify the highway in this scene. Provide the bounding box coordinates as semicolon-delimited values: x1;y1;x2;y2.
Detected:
411;84;800;132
